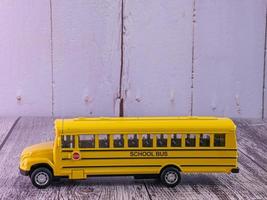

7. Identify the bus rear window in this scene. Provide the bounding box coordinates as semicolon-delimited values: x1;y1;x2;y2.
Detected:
79;134;95;148
214;134;225;147
61;135;75;148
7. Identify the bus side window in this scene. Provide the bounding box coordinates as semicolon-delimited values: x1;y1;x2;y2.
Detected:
61;135;75;148
79;134;95;148
199;134;210;147
185;134;196;147
156;134;167;147
214;134;225;147
99;134;110;148
171;134;181;147
142;134;153;147
128;134;139;147
113;134;124;148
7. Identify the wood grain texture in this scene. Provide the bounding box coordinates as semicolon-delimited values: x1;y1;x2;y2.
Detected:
0;117;55;200
193;0;266;118
57;177;150;200
234;119;267;172
122;0;193;116
0;1;52;116
0;118;267;199
52;0;122;117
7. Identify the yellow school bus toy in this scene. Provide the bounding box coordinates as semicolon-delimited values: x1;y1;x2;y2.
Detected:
19;116;239;189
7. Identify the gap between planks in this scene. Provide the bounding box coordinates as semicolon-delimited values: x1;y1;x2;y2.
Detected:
239;149;267;174
0;116;21;151
143;181;152;200
49;0;55;118
118;0;125;117
262;7;267;119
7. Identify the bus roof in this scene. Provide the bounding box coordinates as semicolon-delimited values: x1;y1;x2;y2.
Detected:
55;116;236;135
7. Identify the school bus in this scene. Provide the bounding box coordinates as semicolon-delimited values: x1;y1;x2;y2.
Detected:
19;116;239;188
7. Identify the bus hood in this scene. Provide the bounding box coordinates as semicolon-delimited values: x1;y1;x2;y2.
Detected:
21;141;54;157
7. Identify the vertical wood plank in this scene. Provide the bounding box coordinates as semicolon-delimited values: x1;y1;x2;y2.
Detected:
0;1;52;116
52;0;122;117
193;0;266;118
263;7;267;119
123;0;193;116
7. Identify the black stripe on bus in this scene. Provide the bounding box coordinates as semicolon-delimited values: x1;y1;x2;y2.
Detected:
61;157;237;160
180;165;236;167
62;165;161;169
62;164;235;169
62;148;237;152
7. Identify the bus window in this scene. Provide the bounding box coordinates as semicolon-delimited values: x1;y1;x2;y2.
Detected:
128;134;139;147
199;134;210;147
113;134;124;148
99;134;110;148
142;134;153;147
156;134;167;147
214;134;225;147
185;134;196;147
79;134;95;148
61;135;75;148
171;134;181;147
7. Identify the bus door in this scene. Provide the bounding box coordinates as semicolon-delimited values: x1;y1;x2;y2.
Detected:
60;135;85;179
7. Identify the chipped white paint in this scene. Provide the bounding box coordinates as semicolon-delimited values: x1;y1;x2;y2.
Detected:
0;1;52;116
52;0;121;117
122;0;193;116
0;0;266;118
193;0;266;118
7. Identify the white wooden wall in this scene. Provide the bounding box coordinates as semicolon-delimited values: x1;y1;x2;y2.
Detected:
0;0;266;118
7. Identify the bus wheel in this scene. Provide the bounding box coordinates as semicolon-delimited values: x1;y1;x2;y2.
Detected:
160;167;181;187
30;167;52;189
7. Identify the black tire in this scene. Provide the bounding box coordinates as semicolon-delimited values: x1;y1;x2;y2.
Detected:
30;167;52;189
160;167;181;187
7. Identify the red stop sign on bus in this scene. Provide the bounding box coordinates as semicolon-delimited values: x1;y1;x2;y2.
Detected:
73;152;80;160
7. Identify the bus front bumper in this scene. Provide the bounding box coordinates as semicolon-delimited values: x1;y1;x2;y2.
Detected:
19;167;29;176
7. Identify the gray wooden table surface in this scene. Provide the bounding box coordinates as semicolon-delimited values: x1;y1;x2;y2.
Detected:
0;117;266;200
